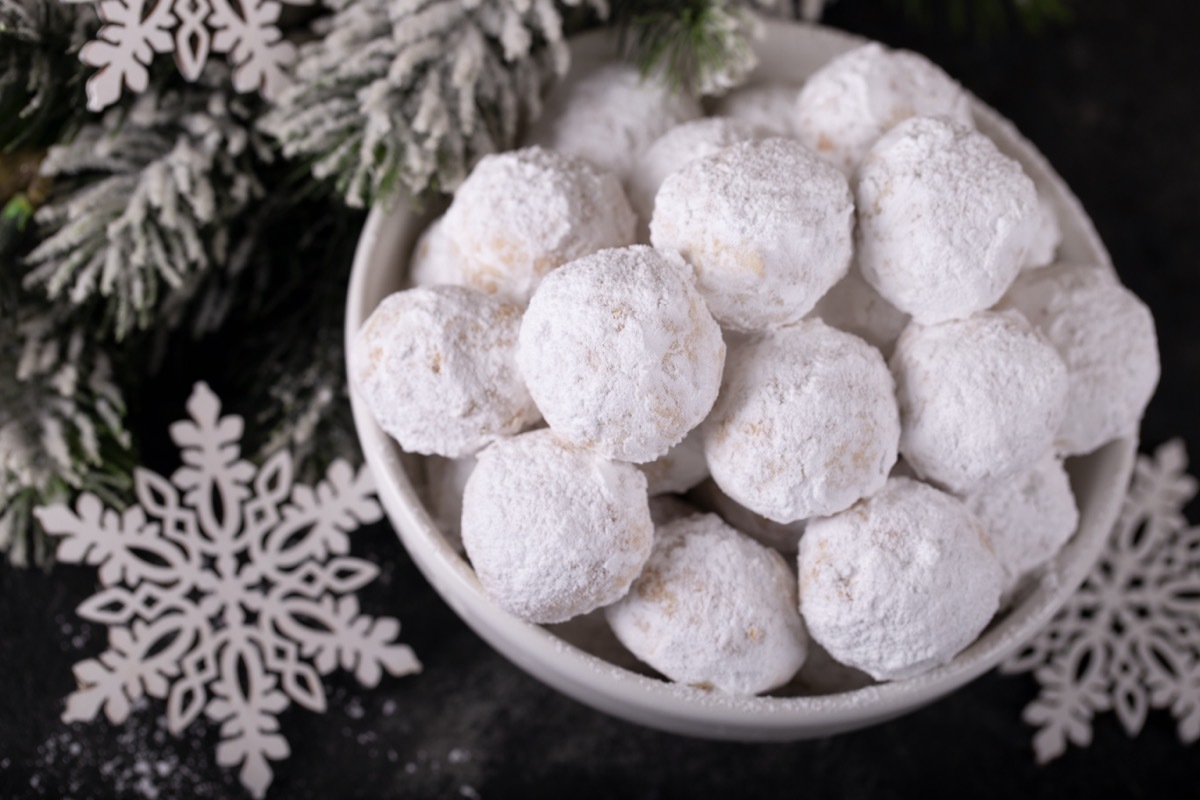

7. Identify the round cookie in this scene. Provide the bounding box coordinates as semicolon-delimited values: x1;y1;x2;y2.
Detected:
856;116;1038;324
793;42;973;175
963;453;1079;593
694;479;807;555
606;513;808;695
890;310;1069;495
1023;191;1062;270
349;286;538;458
518;246;725;463
798;477;1003;681
461;430;653;624
709;81;801;137
651;138;854;332
1002;263;1160;455
523;62;702;183
441;146;635;303
628;117;764;236
702;320;900;523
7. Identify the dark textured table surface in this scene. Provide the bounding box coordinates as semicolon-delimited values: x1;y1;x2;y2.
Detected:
3;1;1198;797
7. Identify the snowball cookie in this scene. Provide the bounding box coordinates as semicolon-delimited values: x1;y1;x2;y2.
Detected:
964;453;1079;593
422;454;476;552
409;217;465;288
798;477;1004;681
891;310;1068;495
693;479;807;555
702;320;900;523
627;117;764;235
651;138;854;332
1023;191;1062;270
523;62;702;184
856;116;1038;324
461;429;653;624
793;42;973;175
639;428;709;496
518;246;725;463
441;146;636;303
1002;263;1160;455
349;286;539;458
606;513;808;695
810;262;910;357
709;81;801;137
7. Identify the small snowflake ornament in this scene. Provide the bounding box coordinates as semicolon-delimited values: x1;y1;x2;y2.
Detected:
1003;439;1200;762
67;0;311;111
36;382;421;798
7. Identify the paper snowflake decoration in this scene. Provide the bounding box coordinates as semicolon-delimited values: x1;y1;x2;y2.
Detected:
68;0;311;111
1002;439;1200;762
36;383;421;798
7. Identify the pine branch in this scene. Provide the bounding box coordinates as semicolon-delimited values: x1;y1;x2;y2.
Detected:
0;300;135;567
0;0;97;151
261;0;606;208
611;0;766;96
21;78;271;341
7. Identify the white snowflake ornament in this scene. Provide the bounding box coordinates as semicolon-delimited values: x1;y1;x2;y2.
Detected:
68;0;310;111
1003;440;1200;762
36;382;421;798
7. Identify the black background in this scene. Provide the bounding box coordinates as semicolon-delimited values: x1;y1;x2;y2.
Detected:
2;0;1198;797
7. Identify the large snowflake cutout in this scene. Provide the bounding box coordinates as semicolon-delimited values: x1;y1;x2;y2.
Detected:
36;383;421;798
67;0;312;111
1002;439;1200;762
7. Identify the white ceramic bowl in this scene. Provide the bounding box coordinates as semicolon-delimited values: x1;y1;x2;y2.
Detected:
346;22;1136;740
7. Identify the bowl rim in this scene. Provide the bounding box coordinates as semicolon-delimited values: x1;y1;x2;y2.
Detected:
344;21;1137;739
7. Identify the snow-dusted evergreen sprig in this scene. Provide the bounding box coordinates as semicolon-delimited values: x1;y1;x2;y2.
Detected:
0;0;97;150
611;0;770;96
22;80;270;340
261;0;606;208
0;304;133;567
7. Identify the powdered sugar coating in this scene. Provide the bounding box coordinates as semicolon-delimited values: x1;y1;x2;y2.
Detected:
606;513;808;695
518;246;725;463
798;477;1003;681
793;43;973;175
461;429;653;624
1002;264;1160;455
442;146;636;303
640;428;709;496
856;116;1038;324
628;117;764;236
891;310;1069;495
651;138;854;332
349;286;539;458
702;320;900;523
409;217;465;288
810;261;910;357
1023;192;1062;270
695;479;808;555
709;81;801;137
964;452;1079;593
524;63;702;183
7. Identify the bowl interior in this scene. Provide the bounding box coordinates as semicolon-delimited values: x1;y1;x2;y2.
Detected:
345;22;1136;740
